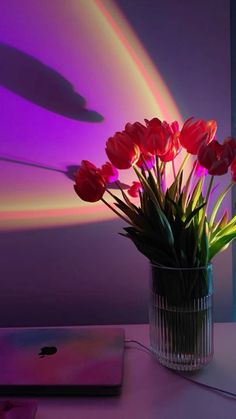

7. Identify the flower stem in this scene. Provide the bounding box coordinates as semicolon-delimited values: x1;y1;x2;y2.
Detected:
156;156;162;190
172;160;176;179
205;175;215;212
162;162;166;192
141;154;150;172
176;152;190;177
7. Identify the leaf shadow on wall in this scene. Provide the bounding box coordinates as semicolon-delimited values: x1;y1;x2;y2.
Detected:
0;156;129;189
0;43;103;122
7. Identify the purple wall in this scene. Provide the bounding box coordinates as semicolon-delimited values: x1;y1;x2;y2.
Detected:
116;0;230;136
0;0;231;325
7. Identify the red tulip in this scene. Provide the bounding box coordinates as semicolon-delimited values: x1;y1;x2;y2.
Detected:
143;118;181;161
159;130;181;162
221;137;236;164
198;141;231;176
231;156;236;181
101;162;119;183
180;117;217;155
124;121;147;152
127;181;143;198
74;160;106;202
106;132;140;169
144;118;172;156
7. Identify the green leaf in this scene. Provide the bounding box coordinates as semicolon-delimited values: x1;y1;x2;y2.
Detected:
167;175;179;202
199;224;209;266
133;165;163;211
209;182;233;229
140;189;176;247
217;210;229;229
209;233;236;260
184;202;206;228
164;189;175;220
120;228;178;267
182;161;197;211
114;202;148;229
147;169;163;204
213;213;236;235
108;190;139;215
189;177;204;210
210;210;229;240
178;170;183;195
165;196;181;218
211;223;236;241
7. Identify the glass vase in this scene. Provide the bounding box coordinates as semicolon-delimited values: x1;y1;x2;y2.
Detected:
149;264;213;371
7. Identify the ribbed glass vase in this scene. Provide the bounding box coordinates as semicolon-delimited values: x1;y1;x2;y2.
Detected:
149;264;213;371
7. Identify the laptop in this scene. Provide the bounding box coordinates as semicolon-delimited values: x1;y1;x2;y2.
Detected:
0;326;125;396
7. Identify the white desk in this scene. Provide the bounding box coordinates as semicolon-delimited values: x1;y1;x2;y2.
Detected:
3;323;236;419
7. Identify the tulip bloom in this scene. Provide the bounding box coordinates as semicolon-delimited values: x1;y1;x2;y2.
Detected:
127;181;143;198
74;160;106;202
101;162;119;183
221;137;236;164
180;117;217;155
198;141;231;176
124;121;147;152
144;118;172;156
231;156;236;182
143;118;181;161
159;130;181;162
106;132;140;169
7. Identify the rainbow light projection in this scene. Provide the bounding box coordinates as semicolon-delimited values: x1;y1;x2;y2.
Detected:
0;0;183;231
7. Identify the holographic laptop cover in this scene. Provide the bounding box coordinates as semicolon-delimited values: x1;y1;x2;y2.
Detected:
0;326;125;396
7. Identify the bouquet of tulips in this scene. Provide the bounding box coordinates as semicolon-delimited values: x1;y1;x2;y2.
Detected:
74;117;236;269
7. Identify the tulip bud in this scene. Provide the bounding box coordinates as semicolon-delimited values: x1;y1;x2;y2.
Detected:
124;122;147;152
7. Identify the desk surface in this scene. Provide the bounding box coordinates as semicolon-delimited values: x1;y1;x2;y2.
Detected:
2;323;236;419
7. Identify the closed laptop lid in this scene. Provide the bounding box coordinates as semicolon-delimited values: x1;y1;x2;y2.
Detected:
0;326;125;396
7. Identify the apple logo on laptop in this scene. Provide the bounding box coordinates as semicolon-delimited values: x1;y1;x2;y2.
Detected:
38;346;57;358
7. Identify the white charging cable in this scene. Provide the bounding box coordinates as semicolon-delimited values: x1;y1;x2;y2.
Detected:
125;339;236;399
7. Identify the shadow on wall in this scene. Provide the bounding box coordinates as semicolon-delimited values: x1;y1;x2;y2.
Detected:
0;219;149;326
0;155;130;188
0;43;103;122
